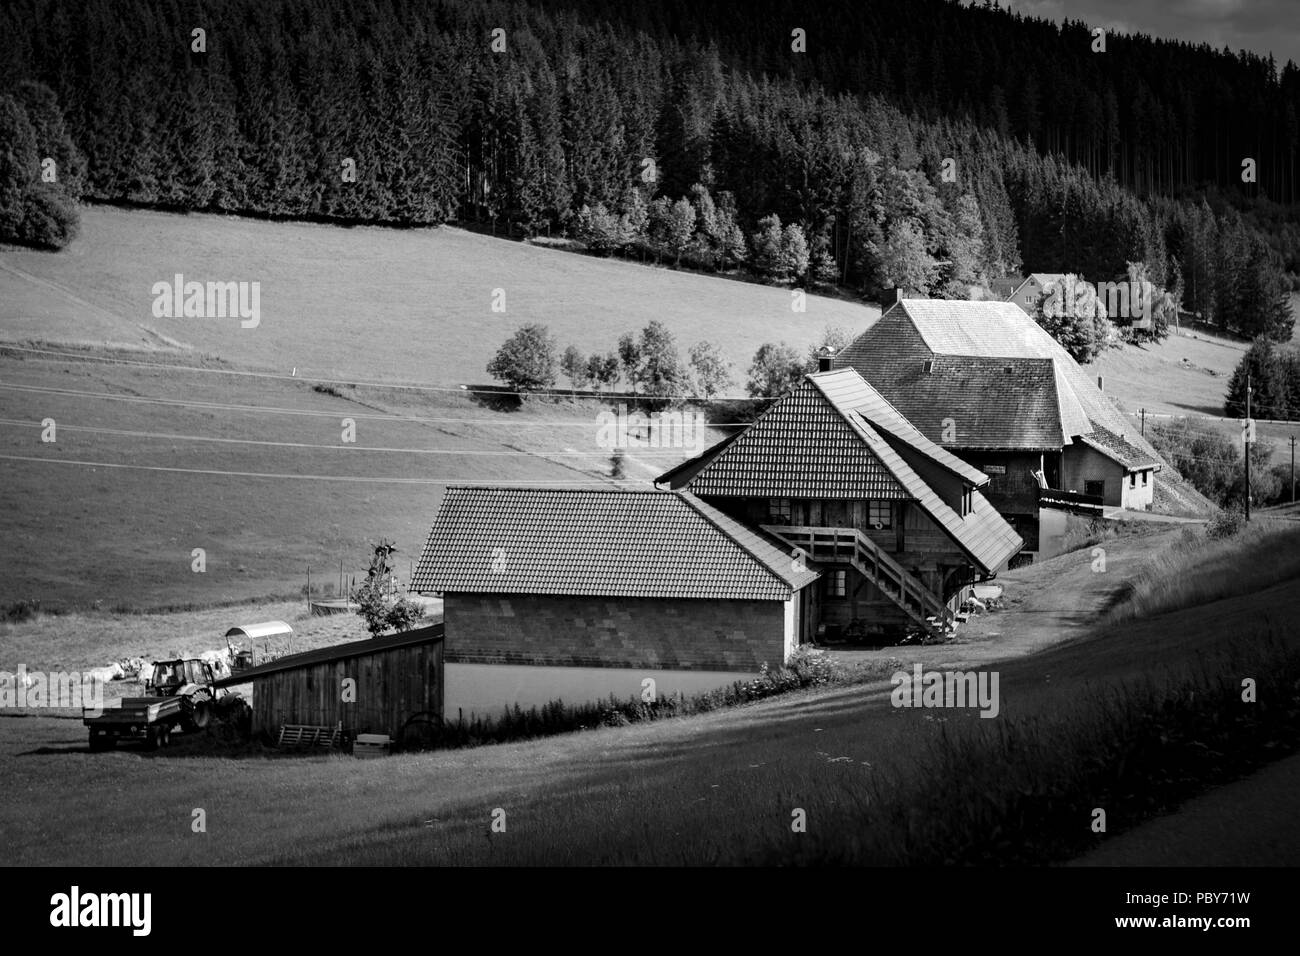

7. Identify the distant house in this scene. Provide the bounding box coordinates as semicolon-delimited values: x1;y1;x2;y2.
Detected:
1003;273;1068;313
412;367;1022;715
833;299;1162;554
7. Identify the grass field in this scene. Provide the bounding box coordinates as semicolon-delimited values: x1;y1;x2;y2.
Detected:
0;206;875;388
2;527;1296;866
0;349;725;609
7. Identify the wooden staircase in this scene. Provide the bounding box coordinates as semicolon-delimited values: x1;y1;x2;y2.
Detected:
762;525;955;636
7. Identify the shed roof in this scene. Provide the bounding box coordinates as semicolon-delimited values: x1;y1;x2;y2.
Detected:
411;487;819;601
212;624;444;687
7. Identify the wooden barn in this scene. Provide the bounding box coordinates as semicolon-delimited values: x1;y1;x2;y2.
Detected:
213;624;444;739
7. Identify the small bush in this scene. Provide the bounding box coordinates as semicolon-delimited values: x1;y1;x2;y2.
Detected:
3;599;41;622
1206;507;1244;539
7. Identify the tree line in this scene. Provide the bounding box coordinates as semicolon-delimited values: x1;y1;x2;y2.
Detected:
0;0;1293;340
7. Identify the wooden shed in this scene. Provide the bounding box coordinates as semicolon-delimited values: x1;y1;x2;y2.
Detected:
214;624;444;739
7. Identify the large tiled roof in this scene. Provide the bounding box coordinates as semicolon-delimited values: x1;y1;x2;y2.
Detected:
808;369;990;486
853;418;1024;574
833;299;1162;468
661;368;1022;573
411;486;819;601
679;377;912;499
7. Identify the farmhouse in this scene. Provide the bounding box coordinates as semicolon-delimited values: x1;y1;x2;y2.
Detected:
832;299;1163;554
1001;273;1068;313
657;366;1022;637
412;367;1021;716
212;624;444;739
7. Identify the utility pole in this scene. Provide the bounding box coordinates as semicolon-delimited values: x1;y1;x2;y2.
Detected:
1140;407;1146;437
1244;374;1251;522
1291;435;1296;504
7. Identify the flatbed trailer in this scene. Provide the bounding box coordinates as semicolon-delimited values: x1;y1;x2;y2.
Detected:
84;658;228;751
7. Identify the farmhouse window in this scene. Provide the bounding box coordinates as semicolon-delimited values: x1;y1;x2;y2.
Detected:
769;498;793;523
827;569;847;598
1141;470;1148;486
1129;473;1136;489
1084;479;1105;498
867;500;892;528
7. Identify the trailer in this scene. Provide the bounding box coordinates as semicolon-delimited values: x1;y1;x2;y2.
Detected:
84;658;243;750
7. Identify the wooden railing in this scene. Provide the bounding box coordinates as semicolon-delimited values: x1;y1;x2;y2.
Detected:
1037;487;1104;514
762;525;953;632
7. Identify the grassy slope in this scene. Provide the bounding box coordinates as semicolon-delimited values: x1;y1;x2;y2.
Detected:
2;528;1295;866
0;206;875;387
0;206;1257;612
0;351;718;609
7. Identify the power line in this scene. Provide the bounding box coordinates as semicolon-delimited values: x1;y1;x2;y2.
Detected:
0;453;650;486
0;418;696;456
0;382;755;427
0;343;773;403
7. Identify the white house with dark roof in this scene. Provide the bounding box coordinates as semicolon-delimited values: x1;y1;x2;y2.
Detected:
833;299;1164;554
1003;273;1069;313
412;486;820;717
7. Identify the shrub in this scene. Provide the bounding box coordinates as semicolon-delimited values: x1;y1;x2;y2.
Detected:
3;599;41;623
1206;507;1244;539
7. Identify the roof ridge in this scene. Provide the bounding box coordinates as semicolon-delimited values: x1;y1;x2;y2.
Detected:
808;369;987;486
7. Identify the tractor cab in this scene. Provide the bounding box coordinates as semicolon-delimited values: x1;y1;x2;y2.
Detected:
147;659;215;696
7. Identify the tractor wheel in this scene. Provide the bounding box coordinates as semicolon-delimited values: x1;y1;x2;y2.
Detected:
147;725;171;750
398;711;444;752
183;702;211;733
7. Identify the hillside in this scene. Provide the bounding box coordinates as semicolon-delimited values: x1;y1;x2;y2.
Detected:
0;206;872;387
0;207;1232;614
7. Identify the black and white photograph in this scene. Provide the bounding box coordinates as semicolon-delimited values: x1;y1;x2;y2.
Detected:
1;0;1296;932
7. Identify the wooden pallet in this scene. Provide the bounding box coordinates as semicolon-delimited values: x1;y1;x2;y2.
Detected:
277;723;339;750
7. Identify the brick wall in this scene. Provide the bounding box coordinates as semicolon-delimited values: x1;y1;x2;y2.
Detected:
444;593;788;671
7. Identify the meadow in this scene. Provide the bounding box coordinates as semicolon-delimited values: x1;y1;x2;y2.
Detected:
2;525;1296;866
0;206;875;389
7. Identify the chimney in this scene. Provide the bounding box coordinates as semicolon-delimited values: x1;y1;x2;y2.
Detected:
1097;375;1104;391
817;345;836;373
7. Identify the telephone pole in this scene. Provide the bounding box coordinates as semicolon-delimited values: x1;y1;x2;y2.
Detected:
1291;435;1296;503
1140;408;1146;437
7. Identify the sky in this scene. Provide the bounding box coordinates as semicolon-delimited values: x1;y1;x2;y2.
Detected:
985;0;1300;68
